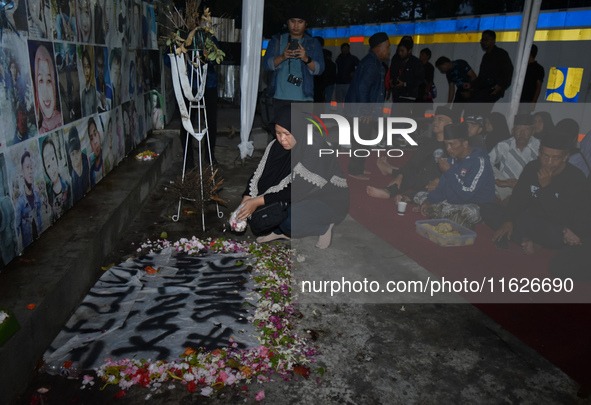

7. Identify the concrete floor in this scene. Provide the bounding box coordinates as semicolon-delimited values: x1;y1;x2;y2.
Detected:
2;106;588;404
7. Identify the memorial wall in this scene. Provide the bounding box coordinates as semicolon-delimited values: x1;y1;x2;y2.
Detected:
0;0;164;267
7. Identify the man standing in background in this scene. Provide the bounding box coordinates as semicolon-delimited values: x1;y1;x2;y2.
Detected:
520;44;545;113
335;43;359;103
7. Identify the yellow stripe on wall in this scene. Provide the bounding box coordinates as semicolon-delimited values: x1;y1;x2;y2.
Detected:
534;28;591;42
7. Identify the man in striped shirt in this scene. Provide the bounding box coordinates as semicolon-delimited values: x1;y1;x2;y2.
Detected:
488;113;540;203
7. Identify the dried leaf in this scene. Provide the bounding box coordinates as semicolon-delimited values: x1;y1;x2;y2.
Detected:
293;366;310;379
226;358;241;370
144;266;158;274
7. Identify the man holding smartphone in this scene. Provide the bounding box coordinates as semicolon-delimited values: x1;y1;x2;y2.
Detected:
263;5;324;117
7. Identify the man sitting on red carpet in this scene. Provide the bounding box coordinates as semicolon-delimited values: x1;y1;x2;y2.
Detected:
414;123;496;228
491;130;591;254
367;106;456;202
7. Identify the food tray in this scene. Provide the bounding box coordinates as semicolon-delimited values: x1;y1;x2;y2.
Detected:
415;219;477;247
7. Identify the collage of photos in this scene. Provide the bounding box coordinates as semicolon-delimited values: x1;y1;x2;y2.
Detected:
0;0;161;266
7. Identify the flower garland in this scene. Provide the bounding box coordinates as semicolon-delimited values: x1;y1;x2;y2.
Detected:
135;151;159;161
83;238;317;399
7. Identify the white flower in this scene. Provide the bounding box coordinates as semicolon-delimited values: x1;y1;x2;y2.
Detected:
0;311;8;324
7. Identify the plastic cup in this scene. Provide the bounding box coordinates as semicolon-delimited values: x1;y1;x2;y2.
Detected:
397;201;407;216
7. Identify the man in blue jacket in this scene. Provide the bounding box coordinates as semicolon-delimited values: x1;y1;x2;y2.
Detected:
416;123;495;227
263;6;324;116
344;32;390;180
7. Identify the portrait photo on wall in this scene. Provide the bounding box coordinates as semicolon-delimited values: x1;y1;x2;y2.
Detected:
128;98;140;148
102;0;115;46
1;34;37;147
86;114;107;186
121;100;132;155
38;130;72;223
135;49;146;95
111;105;124;162
121;49;135;103
130;0;140;50
147;50;161;92
145;3;156;50
108;47;122;107
1;0;29;34
148;90;163;130
53;0;77;41
95;46;112;113
77;44;97;117
112;0;126;48
76;0;93;43
8;138;51;251
143;92;152;132
0;153;19;267
98;110;117;174
29;40;63;135
63;123;91;204
92;0;107;45
27;0;53;40
54;42;82;125
136;93;145;145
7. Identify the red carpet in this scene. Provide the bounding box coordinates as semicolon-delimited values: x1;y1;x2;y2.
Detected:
339;151;591;390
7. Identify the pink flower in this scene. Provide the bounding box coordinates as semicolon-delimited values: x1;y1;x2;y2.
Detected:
225;373;236;386
255;390;265;401
259;346;270;358
82;375;94;386
218;371;228;383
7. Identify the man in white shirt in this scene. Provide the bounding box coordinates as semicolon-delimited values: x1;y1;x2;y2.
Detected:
489;113;540;203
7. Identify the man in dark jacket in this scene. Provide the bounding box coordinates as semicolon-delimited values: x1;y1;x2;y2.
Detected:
468;30;514;113
335;43;359;102
344;32;390;180
387;37;424;117
492;131;591;254
415;123;496;227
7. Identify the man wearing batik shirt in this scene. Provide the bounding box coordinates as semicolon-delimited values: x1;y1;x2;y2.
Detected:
489;114;540;202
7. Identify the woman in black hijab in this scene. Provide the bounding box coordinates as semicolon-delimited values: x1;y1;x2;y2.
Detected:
237;106;349;248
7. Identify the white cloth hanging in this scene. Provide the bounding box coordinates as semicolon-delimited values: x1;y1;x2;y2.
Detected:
238;0;264;159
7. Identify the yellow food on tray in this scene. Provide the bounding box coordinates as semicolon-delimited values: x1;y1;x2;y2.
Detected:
424;222;460;236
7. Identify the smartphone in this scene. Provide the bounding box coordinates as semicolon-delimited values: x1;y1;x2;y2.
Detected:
289;39;299;50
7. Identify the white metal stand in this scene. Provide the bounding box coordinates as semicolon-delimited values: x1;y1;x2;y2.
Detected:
168;50;222;230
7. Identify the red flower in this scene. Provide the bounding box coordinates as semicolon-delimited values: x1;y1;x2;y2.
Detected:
187;381;197;393
114;390;126;398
